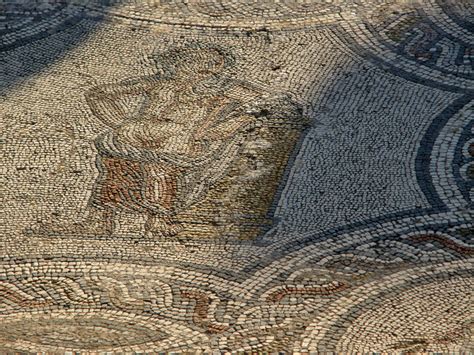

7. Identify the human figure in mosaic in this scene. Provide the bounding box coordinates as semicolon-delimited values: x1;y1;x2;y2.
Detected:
86;44;270;237
34;44;271;237
29;43;305;238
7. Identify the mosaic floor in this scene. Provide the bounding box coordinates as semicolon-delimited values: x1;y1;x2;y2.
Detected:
1;1;473;353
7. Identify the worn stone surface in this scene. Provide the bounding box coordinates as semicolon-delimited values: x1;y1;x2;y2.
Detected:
1;0;473;353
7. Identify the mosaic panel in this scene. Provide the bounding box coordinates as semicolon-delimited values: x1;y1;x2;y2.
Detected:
1;0;473;352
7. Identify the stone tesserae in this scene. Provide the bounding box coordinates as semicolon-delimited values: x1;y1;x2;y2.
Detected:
1;1;473;353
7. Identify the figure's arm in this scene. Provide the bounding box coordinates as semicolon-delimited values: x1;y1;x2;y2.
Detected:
193;84;263;141
201;113;256;141
85;75;160;128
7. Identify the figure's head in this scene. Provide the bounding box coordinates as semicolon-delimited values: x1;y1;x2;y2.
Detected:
153;43;235;80
185;48;225;75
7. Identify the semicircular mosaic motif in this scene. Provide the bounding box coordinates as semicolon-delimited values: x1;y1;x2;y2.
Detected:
1;0;473;352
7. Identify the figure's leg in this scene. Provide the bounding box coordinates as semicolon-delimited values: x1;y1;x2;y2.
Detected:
143;163;183;237
94;207;116;236
145;213;183;237
105;209;115;235
24;154;127;237
163;215;184;235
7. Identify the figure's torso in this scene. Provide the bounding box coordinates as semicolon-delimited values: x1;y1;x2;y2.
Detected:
115;83;235;156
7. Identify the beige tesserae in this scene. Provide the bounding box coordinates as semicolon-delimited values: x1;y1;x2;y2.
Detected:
1;1;473;353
